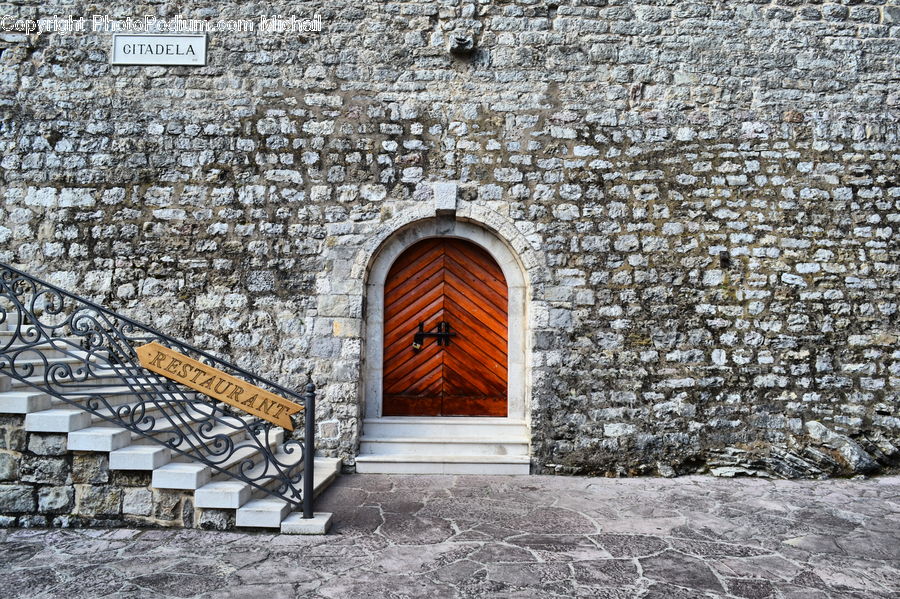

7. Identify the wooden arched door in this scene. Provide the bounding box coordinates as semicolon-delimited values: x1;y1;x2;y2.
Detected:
382;238;508;417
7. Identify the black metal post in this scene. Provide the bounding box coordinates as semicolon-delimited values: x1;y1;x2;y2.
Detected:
302;381;316;519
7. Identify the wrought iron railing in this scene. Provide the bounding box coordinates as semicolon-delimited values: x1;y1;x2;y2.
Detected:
0;262;317;518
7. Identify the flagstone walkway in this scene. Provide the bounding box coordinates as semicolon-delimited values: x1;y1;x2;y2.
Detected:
1;474;898;598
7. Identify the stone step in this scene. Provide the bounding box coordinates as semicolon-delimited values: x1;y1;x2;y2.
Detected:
24;408;92;432
307;457;342;499
94;410;261;472
152;462;211;490
0;321;34;334
0;338;85;359
0;353;98;379
22;400;191;434
0;389;52;413
355;454;531;475
359;437;529;456
206;428;285;477
194;480;252;509
362;417;530;439
5;372;161;391
53;385;198;409
195;453;338;509
197;453;339;523
109;444;171;470
93;398;220;435
149;421;279;489
235;497;290;528
67;426;132;451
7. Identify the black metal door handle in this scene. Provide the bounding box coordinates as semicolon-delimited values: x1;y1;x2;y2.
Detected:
412;321;456;351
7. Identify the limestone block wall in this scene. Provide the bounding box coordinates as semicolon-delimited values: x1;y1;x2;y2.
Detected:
0;416;236;529
0;1;898;477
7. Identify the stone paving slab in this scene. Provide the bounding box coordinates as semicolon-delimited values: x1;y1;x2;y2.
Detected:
1;474;898;598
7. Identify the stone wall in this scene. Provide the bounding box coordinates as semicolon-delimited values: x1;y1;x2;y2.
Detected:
0;1;898;478
0;415;238;529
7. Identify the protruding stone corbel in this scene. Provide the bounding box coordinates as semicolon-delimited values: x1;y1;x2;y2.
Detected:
448;29;476;57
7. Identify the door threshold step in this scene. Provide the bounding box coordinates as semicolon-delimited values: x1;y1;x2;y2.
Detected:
364;417;528;425
360;436;530;444
359;437;529;457
362;418;530;439
355;454;530;475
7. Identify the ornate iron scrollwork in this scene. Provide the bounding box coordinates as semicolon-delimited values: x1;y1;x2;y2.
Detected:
0;262;313;510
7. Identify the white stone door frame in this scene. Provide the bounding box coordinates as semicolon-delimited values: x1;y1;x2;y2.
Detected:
363;217;530;422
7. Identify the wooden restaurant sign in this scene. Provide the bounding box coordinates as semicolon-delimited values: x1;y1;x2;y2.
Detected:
136;342;302;430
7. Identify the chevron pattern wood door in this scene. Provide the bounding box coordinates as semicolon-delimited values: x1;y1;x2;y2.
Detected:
383;238;508;417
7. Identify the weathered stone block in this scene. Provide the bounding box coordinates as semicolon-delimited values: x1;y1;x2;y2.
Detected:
122;488;152;516
38;486;74;513
152;488;186;522
0;418;26;451
198;508;235;531
19;515;48;528
74;484;122;517
0;484;35;513
27;433;67;456
20;456;69;485
72;453;109;484
110;470;152;487
805;421;879;474
182;498;194;528
0;452;20;481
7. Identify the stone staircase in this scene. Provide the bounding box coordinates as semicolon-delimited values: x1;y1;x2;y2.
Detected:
0;318;340;533
355;417;531;474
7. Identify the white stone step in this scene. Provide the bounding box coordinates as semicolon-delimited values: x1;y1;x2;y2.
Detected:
355;454;531;475
311;457;342;495
194;480;252;509
359;437;529;456
0;390;51;413
196;456;340;511
203;429;286;481
67;426;132;451
0;354;94;379
54;385;192;409
81;396;210;431
152;462;211;490
24;408;92;432
0;339;82;359
0;322;34;334
147;425;287;492
162;418;256;454
109;444;171;470
235;497;290;528
1;315;21;331
362;417;530;439
8;373;160;390
234;447;306;488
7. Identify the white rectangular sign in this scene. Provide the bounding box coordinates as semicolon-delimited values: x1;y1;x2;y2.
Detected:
111;34;207;66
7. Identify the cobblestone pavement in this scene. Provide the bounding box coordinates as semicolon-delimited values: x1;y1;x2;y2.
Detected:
1;474;898;598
